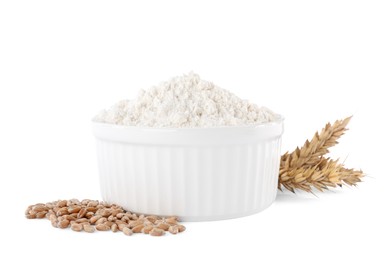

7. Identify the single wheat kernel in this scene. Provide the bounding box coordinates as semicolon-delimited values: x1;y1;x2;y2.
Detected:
145;216;157;224
149;228;165;236
45;211;52;219
58;219;70;229
129;220;143;228
32;205;47;212
57;200;67;208
70;213;78;218
51;220;57;228
26;214;36;219
115;220;126;226
100;209;111;217
89;215;101;224
96;224;110;231
121;216;131;223
83;224;95;233
154;219;163;225
165;217;178;225
56;207;68;217
87;200;99;207
71;223;83;232
77;208;87;218
111;209;122;216
69;199;80;205
123;227;133;236
81;199;90;205
86;207;97;213
75;218;89;223
132;224;144;233
168;225;179;234
142;225;154;234
65;215;76;221
156;223;170;231
96;217;107;225
25;207;32;216
45;203;54;209
118;223;128;231
85;212;94;219
105;221;114;227
36;211;47;219
68;206;81;214
177;224;186;232
111;223;118;232
49;214;57;222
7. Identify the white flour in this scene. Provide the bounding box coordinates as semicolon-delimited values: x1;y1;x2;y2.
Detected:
94;72;280;128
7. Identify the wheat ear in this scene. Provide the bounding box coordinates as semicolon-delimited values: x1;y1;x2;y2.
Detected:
280;117;351;172
278;117;364;192
279;157;364;193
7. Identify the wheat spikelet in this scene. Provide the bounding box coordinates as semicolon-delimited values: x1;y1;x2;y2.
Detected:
338;167;364;187
278;116;364;193
279;157;364;192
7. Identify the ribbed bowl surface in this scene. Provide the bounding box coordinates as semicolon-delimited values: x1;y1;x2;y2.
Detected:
93;121;283;221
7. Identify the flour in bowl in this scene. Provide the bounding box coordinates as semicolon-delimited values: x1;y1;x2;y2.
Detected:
94;72;280;127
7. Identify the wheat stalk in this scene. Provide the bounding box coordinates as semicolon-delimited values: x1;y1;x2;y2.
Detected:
278;117;364;193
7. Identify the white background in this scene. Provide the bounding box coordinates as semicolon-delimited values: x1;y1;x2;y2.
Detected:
1;0;389;259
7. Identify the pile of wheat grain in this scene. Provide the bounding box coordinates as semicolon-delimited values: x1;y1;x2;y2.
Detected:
25;199;185;236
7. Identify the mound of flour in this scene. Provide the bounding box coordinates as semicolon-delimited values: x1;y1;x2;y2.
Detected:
94;72;280;128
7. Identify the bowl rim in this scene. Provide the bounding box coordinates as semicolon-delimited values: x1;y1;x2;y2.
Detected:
91;116;284;132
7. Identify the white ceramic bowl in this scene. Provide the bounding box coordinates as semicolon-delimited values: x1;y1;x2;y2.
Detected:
93;120;283;221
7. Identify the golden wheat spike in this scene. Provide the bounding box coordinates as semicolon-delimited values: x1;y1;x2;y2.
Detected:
278;117;364;193
281;117;351;171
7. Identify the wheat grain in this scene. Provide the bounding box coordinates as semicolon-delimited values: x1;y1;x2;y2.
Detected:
122;227;133;236
25;199;185;236
149;228;165;236
71;223;83;232
96;224;110;231
168;225;179;234
132;224;144;233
